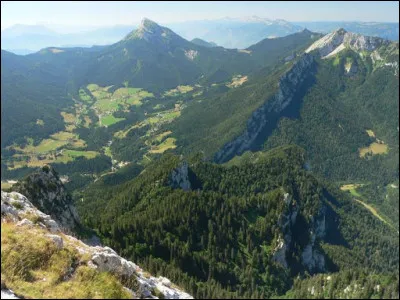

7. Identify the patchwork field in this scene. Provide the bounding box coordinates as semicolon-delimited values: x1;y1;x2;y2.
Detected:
4;81;187;174
6;149;100;170
115;109;181;139
61;112;77;124
100;115;125;127
86;84;153;127
153;131;172;142
149;137;177;154
11;131;85;154
340;183;364;197
6;129;96;170
78;88;93;103
333;56;340;66
164;85;194;97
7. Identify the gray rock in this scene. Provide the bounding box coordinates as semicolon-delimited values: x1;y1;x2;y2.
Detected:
45;234;64;249
91;251;139;278
272;192;327;273
11;166;80;232
306;28;390;58
2;189;193;299
169;162;192;191
16;218;34;227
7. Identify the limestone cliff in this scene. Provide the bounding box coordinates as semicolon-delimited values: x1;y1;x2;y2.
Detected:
305;28;399;75
215;53;315;163
169;161;192;191
272;192;327;274
305;28;390;58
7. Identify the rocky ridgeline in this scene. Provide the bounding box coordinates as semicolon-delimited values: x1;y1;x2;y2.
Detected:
214;53;315;163
1;190;193;299
305;28;390;58
305;28;399;76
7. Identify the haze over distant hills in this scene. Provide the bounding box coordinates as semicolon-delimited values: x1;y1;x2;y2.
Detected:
2;17;398;54
1;24;134;54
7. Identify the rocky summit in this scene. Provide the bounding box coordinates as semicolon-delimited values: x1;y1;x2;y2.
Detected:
305;28;391;58
124;18;184;46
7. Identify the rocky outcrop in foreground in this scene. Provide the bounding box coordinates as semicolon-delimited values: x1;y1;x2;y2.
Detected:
12;165;79;232
1;190;193;299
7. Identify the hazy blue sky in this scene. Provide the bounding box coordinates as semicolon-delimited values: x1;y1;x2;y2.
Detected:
1;1;399;31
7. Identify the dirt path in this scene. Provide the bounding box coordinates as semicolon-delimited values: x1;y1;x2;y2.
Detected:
354;199;388;224
340;184;394;229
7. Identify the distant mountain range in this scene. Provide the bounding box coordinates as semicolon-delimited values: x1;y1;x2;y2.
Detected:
293;21;399;41
1;24;134;54
2;18;398;54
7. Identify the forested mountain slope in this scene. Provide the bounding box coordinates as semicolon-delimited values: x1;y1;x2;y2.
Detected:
76;146;399;298
172;28;399;227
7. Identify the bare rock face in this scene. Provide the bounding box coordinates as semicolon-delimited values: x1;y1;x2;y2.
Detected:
301;206;327;273
12;165;79;232
132;18;167;42
344;60;358;76
169;162;192;191
272;193;299;269
91;247;140;277
272;192;327;274
1;191;61;233
215;53;315;163
185;49;198;60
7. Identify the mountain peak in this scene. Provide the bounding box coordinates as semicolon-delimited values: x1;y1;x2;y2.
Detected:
139;18;161;30
306;28;389;58
333;28;347;35
124;18;172;41
122;18;189;49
